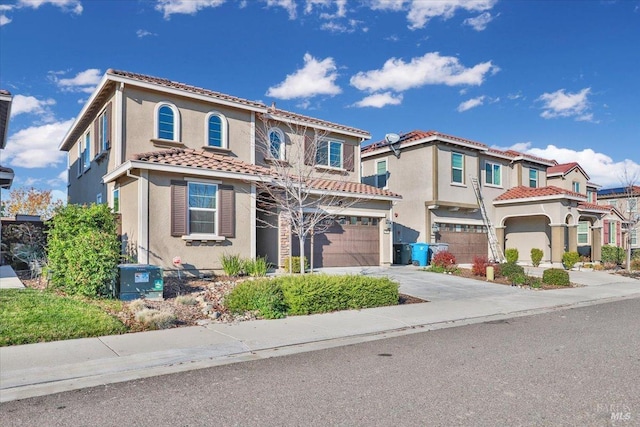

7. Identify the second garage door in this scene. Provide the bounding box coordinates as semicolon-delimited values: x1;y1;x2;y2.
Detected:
437;223;488;264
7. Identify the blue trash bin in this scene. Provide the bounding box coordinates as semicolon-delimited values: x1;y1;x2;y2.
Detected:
410;243;430;266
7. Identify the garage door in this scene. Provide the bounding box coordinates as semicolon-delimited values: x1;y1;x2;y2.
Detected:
437;223;488;264
293;216;380;267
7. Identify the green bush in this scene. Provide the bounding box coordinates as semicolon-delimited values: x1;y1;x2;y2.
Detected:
505;248;519;264
542;268;570;286
283;256;309;273
225;280;287;319
221;253;244;277
46;204;120;298
601;245;624;265
562;251;580;270
530;248;543;267
244;256;270;277
631;259;640;271
499;262;524;281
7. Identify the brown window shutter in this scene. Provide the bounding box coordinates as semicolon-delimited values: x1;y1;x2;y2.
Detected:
603;220;609;243
105;102;112;149
171;180;188;236
304;135;314;165
343;143;355;171
218;184;235;238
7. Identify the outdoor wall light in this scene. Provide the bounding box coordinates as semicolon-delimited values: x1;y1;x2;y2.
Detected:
432;223;440;233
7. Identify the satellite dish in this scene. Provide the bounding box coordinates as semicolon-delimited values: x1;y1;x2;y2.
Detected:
385;133;400;144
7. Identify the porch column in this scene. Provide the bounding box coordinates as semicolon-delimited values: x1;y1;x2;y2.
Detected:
591;226;602;262
550;224;566;264
495;226;505;255
567;225;578;253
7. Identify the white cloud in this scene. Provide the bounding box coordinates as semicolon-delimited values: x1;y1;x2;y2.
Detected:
18;0;82;14
155;0;225;19
52;68;102;93
305;0;346;18
406;0;497;30
320;18;363;33
350;52;497;92
266;53;342;100
457;96;485;112
353;92;403;108
136;29;157;38
464;11;496;31
3;119;74;168
265;0;297;19
369;0;407;12
10;95;56;120
501;142;640;188
0;13;11;26
50;189;67;204
537;87;593;121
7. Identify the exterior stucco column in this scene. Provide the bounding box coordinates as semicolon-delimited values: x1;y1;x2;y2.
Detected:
495;226;505;255
591;226;602;262
550;224;566;264
567;225;578;253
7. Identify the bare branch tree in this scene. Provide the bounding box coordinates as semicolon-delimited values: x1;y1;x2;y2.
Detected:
618;166;640;272
253;112;368;274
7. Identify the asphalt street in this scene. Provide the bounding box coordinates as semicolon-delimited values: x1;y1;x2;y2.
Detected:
2;296;639;426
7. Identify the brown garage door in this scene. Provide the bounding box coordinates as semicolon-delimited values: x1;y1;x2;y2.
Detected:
293;217;380;268
437;223;488;264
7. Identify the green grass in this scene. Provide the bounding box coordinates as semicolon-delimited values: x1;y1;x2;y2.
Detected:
0;289;127;346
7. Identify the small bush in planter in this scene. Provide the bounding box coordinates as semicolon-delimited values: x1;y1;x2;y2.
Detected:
500;262;524;281
530;248;543;267
542;268;570;286
431;250;457;272
472;256;489;276
505;248;519;264
562;251;580;270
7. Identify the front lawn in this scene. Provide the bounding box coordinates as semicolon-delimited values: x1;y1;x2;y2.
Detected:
0;289;127;346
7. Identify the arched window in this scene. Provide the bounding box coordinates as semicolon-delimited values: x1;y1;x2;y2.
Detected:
155;102;180;141
205;112;227;148
268;128;285;159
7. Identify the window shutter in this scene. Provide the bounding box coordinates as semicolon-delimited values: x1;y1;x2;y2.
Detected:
105;102;112;149
616;222;621;246
93;119;99;157
343;143;354;171
171;180;188;236
603;220;609;244
304;135;314;165
218;184;235;238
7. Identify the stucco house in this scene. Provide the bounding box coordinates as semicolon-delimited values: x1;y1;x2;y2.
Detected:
59;69;399;274
597;185;640;253
361;130;610;264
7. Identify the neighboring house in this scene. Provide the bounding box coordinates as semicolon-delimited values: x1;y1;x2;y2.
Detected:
58;70;399;273
0;90;14;189
598;185;640;252
361;130;609;264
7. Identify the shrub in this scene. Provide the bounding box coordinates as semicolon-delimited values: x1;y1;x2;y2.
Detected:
601;245;624;265
225;280;287;319
47;204;120;298
175;295;198;306
505;248;519;264
511;272;527;285
472;256;489;276
562;251;580;270
500;262;525;281
244;256;270;277
631;259;640;271
530;248;543;267
542;268;570;286
283;256;309;274
527;276;542;288
593;264;605;271
431;250;457;271
134;308;176;329
220;253;244;276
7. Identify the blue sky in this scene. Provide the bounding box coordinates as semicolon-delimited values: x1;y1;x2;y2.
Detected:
1;0;639;204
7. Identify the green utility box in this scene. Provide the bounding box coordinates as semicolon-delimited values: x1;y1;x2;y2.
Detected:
117;264;164;301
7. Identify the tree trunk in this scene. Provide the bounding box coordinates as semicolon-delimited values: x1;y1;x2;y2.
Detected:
298;234;306;275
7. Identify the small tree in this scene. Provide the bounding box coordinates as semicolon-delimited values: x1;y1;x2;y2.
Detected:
1;187;64;220
618;168;639;273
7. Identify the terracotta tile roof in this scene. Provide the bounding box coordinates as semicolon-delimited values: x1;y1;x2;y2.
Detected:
495;185;585;202
362;129;487;154
0;89;11;96
577;202;610;212
133;148;399;198
108;69;368;137
501;149;556;165
547;162;579;175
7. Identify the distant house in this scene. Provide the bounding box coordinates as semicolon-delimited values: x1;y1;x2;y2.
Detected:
58;70;399;273
0;90;14;189
597;185;640;253
361;130;610;264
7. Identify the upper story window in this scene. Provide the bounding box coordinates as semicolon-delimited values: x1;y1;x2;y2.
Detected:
609;221;617;245
268;128;285;160
628;198;637;213
451;152;464;184
98;108;109;152
485;162;502;186
529;169;538;188
572;181;580;193
188;182;218;235
78;133;91;174
206;112;227;148
376;159;388;188
316;140;343;168
587;190;595;203
631;228;637;246
155;102;180;141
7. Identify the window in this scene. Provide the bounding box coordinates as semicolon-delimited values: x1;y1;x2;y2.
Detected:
156;103;180;141
316;140;343;168
609;221;617;245
188;182;217;234
572;182;580;193
631;228;637;246
268;128;285;159
206;112;227;148
376;160;388;188
529;169;538;188
628;199;637;213
485;162;501;186
112;188;120;213
587;190;595;203
609;199;617;209
451;152;464;184
96;193;102;204
577;221;589;244
81;133;91;172
98;109;109;152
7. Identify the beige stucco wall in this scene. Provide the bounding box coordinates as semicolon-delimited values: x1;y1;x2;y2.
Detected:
504;215;552;262
548;168;588;195
116;175;140;260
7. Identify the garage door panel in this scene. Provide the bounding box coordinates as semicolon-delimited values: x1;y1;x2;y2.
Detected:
438;231;488;264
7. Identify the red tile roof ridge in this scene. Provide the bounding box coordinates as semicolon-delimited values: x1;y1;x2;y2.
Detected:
577;202;611;212
495;185;585;201
547;162;580;174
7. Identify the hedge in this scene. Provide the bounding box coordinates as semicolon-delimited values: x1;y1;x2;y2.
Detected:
542;268;570;286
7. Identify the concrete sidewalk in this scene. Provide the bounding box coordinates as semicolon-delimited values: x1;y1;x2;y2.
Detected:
1;267;638;403
0;265;25;289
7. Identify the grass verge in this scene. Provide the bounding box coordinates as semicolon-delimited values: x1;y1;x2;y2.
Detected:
0;289;127;346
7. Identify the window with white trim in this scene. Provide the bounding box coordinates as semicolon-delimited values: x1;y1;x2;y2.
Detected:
631;228;637;246
155;103;180;141
376;159;387;188
529;169;538;188
316;140;343;168
98;109;109;153
268;128;285;159
577;221;589;245
188;182;218;234
206;112;226;148
451;152;464;184
82;133;91;172
485;161;501;186
609;221;617;245
587;190;595;203
112;188;120;213
572;181;580;193
96;193;102;204
628;198;637;213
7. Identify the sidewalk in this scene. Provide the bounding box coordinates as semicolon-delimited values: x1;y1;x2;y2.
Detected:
0;265;25;289
1;267;638;403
